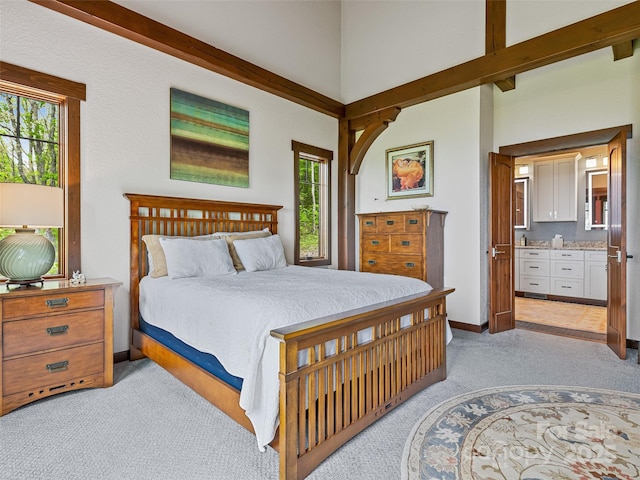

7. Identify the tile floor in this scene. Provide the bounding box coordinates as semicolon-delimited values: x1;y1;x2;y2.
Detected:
514;297;607;342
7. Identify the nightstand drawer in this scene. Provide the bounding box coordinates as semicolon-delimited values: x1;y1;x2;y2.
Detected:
3;290;104;320
3;343;104;396
389;234;423;254
3;310;104;358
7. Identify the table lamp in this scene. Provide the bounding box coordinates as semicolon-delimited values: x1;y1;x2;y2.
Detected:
0;183;64;287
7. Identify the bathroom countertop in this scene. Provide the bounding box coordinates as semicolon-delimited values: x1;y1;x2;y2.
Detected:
515;241;607;251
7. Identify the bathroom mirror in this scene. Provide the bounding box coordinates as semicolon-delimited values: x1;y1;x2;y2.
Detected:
585;169;607;230
514;177;529;229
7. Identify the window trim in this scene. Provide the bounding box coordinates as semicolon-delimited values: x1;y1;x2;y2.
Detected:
292;140;333;267
1;62;85;278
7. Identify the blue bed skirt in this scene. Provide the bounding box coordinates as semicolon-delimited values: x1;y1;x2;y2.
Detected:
139;317;243;391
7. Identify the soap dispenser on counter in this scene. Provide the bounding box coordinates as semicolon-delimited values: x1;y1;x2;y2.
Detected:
520;234;527;246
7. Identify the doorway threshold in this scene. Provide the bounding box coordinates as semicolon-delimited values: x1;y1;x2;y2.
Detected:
516;320;606;343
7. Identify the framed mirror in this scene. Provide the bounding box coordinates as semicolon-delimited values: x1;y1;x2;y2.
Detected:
585;169;607;230
514;177;529;229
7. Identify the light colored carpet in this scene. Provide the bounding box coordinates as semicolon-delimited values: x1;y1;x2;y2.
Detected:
402;385;640;479
1;329;638;480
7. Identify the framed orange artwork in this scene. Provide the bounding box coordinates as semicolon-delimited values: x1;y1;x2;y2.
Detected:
386;140;434;199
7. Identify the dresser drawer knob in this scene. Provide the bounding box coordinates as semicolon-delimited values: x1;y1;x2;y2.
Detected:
365;221;374;226
386;220;395;225
408;219;418;225
368;260;377;265
401;240;411;246
46;298;69;308
371;240;380;245
46;361;69;373
46;325;69;336
405;262;415;268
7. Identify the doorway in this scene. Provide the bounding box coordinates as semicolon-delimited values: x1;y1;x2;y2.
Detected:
489;125;631;358
513;144;608;343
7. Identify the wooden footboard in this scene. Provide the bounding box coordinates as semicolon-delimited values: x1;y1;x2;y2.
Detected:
271;287;453;479
126;193;453;479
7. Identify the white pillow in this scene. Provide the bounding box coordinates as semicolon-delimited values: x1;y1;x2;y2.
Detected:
158;237;236;279
232;234;287;272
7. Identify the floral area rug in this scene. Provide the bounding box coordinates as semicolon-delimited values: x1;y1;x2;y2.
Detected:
402;386;640;479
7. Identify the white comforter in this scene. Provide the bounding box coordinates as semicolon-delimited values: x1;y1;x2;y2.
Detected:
139;265;451;450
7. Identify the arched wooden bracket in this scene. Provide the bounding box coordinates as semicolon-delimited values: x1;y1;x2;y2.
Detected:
348;107;401;174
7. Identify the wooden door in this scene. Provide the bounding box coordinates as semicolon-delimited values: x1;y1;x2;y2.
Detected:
607;130;627;359
489;153;515;333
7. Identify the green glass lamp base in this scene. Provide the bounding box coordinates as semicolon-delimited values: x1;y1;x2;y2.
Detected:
0;229;55;286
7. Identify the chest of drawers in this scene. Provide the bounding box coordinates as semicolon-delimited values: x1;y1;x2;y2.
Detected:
358;210;447;288
1;278;120;415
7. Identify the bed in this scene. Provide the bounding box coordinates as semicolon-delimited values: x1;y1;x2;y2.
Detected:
126;193;454;479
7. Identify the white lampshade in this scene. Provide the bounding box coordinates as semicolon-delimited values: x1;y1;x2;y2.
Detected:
0;183;64;228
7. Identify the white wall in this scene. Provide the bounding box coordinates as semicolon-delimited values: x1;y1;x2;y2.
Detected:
341;0;484;103
340;0;632;104
0;0;338;353
113;0;343;100
494;47;640;340
357;88;483;325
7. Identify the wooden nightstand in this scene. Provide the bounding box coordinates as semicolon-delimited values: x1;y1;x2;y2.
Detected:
0;278;121;416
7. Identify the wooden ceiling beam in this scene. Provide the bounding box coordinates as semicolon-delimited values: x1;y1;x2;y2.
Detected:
345;1;640;119
29;0;345;118
486;0;515;92
612;40;634;61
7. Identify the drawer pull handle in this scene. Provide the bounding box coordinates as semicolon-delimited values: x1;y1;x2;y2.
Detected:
408;219;418;225
401;241;410;246
386;220;395;225
371;240;380;245
46;361;69;373
368;260;376;265
365;221;374;226
46;298;69;308
561;268;572;271
530;283;539;286
530;266;539;269
530;253;539;256
46;325;69;336
405;262;415;268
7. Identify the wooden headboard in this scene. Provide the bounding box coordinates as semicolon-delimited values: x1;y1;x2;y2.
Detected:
124;193;283;330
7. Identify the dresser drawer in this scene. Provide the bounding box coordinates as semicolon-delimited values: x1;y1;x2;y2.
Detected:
520;258;549;276
3;290;105;320
3;310;104;358
550;249;584;260
3;343;104;396
361;254;423;277
389;234;423;254
375;215;406;234
520;249;549;259
360;217;378;233
361;235;389;253
585;250;607;262
550;260;584;278
550;278;584;297
520;276;549;294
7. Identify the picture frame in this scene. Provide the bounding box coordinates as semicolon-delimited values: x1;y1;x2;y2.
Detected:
170;88;249;188
386;141;434;199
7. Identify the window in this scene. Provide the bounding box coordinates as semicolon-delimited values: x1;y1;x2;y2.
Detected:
0;62;85;278
292;140;332;266
0;90;61;275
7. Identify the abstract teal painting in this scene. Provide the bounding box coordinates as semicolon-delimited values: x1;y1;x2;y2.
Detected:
170;88;249;187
